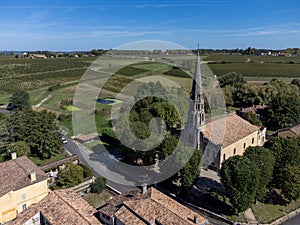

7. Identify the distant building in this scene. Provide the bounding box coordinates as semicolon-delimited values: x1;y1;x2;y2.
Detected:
276;123;300;138
238;104;267;121
0;154;48;224
9;189;101;225
29;54;47;59
75;132;99;143
98;187;208;225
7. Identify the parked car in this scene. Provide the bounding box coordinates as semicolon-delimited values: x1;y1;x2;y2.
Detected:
62;137;68;144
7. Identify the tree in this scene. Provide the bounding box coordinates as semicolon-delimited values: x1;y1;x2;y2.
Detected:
9;141;30;157
220;155;260;213
223;86;235;106
90;177;106;194
291;78;300;87
9;90;30;110
151;101;180;129
0;114;9;151
179;148;202;191
58;163;84;187
6;110;62;159
281;165;300;201
265;136;300;198
244;146;275;200
266;91;300;130
241;112;262;126
218;72;246;88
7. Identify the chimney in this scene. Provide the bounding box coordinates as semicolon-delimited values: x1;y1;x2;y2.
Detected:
11;152;17;160
30;171;37;182
142;183;147;195
194;215;199;224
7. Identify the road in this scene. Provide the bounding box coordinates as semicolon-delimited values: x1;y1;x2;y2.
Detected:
64;138;139;193
64;138;232;225
281;213;300;225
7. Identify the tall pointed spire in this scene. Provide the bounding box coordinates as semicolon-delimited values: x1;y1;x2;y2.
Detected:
186;46;205;150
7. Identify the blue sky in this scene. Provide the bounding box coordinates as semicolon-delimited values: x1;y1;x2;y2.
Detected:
0;0;299;51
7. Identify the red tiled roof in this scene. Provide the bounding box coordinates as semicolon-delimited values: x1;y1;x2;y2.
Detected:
99;187;208;225
203;114;260;147
10;189;101;225
278;123;300;135
0;156;48;198
114;206;147;225
290;123;300;135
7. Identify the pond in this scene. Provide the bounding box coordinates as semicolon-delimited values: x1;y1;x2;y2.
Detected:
96;98;123;105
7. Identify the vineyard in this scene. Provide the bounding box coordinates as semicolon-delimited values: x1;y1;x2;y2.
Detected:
0;57;93;95
205;54;300;79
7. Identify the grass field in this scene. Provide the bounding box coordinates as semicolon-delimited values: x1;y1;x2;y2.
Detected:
205;54;300;79
66;105;82;111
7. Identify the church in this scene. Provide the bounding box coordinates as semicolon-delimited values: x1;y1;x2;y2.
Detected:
186;51;266;172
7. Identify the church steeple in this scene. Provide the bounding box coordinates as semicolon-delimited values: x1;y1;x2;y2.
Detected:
186;48;205;150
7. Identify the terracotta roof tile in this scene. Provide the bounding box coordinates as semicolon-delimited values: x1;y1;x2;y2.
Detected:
99;189;150;216
290;123;300;135
114;206;147;225
203;114;260;147
99;187;208;225
0;156;48;198
10;189;101;225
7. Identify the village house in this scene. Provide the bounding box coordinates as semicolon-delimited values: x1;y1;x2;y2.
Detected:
9;189;101;225
276;122;300;138
98;187;208;225
0;154;49;224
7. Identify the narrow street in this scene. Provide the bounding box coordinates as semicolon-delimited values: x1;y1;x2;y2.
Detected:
64;137;139;193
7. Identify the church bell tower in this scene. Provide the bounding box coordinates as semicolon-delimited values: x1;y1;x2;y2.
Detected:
186;49;205;150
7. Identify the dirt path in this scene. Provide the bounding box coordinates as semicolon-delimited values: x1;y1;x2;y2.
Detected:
33;95;52;109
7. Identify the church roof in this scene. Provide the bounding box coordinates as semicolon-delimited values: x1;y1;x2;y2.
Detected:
203;113;260;147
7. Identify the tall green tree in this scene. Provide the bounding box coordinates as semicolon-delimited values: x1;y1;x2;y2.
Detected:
244;146;275;200
266;91;300;130
9;90;30;110
265;136;300;191
221;155;260;213
281;165;300;202
6;110;62;159
218;72;245;88
179;148;202;191
0;114;9;151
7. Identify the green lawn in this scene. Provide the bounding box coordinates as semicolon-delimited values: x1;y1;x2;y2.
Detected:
252;202;285;224
252;197;300;224
29;153;65;166
84;140;109;149
66;105;82;111
83;189;113;208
